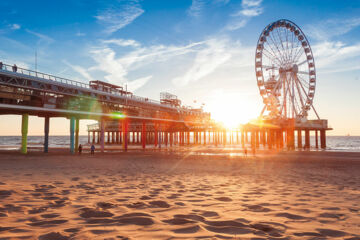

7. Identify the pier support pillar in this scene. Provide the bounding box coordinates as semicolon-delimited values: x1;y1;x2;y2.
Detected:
170;132;173;146
21;114;29;154
297;130;302;149
251;131;255;149
305;130;310;149
315;130;319;149
100;119;105;152
287;129;295;150
142;121;146;149
154;124;158;147
44;116;49;153
320;130;326;149
158;126;162;149
122;120;128;151
70;117;75;154
75;118;79;153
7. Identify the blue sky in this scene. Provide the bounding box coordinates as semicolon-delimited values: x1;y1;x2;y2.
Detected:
0;0;360;135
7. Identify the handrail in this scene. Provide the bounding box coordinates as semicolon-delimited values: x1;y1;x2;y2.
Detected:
0;62;163;105
0;62;208;116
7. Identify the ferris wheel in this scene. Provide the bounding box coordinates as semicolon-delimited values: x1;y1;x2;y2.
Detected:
255;19;319;120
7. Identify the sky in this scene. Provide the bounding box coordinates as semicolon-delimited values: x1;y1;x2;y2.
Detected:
0;0;359;136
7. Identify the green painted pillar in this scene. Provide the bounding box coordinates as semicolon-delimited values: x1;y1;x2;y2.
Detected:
100;119;105;152
21;114;29;154
44;116;49;153
75;118;79;153
70;117;75;154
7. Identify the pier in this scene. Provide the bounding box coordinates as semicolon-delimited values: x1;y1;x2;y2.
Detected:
0;59;331;154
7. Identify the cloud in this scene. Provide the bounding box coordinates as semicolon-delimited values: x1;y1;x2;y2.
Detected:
86;39;205;91
187;0;205;17
172;38;232;86
213;0;230;4
225;0;263;30
63;60;93;81
102;39;140;48
312;41;360;73
225;19;248;31
95;0;144;34
242;0;262;7
76;31;86;37
25;29;54;44
305;17;360;41
10;23;20;30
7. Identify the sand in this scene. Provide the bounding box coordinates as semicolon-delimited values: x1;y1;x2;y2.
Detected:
0;149;359;239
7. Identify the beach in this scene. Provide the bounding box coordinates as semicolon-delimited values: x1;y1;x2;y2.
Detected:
0;149;359;239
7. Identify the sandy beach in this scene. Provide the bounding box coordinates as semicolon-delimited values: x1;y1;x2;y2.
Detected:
0;149;359;239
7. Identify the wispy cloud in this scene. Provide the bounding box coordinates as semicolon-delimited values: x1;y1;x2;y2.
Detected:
63;60;93;81
25;29;54;45
75;31;86;37
102;39;140;48
305;17;360;41
172;38;232;86
313;41;360;73
213;0;230;4
95;0;144;34
9;23;20;30
187;0;205;17
225;0;263;30
87;39;205;91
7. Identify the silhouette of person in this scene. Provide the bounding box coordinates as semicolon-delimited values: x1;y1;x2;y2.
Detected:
244;148;247;157
12;64;17;72
0;62;3;70
90;144;95;155
78;144;82;154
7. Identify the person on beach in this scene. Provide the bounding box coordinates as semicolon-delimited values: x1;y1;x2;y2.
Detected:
244;148;247;157
78;144;82;154
90;144;95;155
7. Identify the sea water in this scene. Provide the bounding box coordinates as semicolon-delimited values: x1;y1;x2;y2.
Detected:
0;136;359;152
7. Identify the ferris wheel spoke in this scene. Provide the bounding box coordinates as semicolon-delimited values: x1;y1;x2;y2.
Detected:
275;27;287;61
297;59;308;66
293;48;305;63
262;65;279;70
297;75;310;88
269;32;286;63
294;75;306;111
263;47;282;66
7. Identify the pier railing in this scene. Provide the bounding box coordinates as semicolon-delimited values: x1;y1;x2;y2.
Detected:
0;62;166;107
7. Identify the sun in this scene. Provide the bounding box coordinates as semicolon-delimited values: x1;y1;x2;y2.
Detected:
204;90;260;129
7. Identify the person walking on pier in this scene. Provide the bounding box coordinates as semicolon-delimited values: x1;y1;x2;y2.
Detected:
12;64;17;72
78;144;82;155
90;144;95;155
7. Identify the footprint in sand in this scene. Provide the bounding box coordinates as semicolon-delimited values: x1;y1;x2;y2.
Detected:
149;200;170;208
96;202;116;209
215;197;232;202
245;204;272;212
172;225;200;234
316;228;348;238
38;232;69;240
275;212;307;220
0;190;12;199
79;208;114;218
